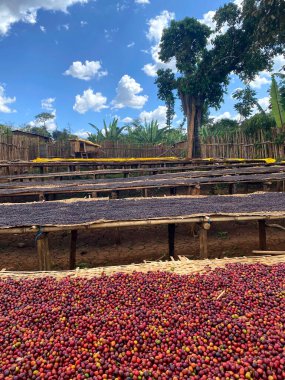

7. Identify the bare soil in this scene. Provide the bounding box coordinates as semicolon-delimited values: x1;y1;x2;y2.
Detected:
0;221;284;271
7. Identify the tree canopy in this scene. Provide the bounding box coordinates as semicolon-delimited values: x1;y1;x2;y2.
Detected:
156;0;284;158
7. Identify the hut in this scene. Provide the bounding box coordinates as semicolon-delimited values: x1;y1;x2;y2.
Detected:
69;138;101;158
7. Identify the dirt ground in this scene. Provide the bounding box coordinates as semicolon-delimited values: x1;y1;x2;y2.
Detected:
0;220;284;271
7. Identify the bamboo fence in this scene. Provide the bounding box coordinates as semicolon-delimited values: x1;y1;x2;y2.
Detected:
201;129;284;159
0;130;284;161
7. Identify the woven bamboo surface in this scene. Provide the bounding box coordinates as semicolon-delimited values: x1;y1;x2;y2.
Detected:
1;255;284;279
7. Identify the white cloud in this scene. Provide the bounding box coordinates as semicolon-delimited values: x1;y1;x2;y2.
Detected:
211;112;239;123
271;55;285;75
0;0;90;36
40;25;46;33
112;75;148;109
58;23;70;31
80;20;88;27
199;10;216;30
73;89;108;114
41;97;55;112
64;60;108;81
249;74;271;89
139;105;176;127
135;0;150;4
127;42;135;48
74;129;90;139
258;96;270;110
0;85;16;113
143;10;176;77
122;116;133;123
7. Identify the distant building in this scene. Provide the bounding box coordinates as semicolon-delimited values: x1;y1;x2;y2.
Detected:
69;138;101;158
12;130;51;142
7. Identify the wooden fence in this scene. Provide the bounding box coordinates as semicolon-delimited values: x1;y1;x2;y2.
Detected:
0;131;284;161
97;141;180;158
200;130;285;159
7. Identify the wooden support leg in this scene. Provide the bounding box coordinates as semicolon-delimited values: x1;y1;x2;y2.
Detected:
199;223;210;259
39;192;45;201
192;185;201;196
229;183;236;195
168;223;176;259
263;182;271;192
276;181;282;192
143;188;148;197
111;191;118;199
91;191;98;198
70;230;78;270
259;220;267;250
37;233;51;271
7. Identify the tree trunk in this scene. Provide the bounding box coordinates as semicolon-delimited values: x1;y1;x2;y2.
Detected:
184;95;195;159
193;106;202;158
180;93;203;159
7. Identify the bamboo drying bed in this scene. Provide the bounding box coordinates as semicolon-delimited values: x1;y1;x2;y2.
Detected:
0;170;284;201
1;164;285;188
1;255;284;279
0;158;278;175
1;193;285;231
0;192;285;270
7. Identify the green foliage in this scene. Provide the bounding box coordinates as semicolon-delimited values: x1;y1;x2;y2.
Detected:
22;125;51;138
52;128;76;141
232;86;265;118
241;113;275;138
0;124;12;135
200;118;239;141
34;112;55;125
126;119;173;145
155;69;176;128
157;1;282;157
88;118;126;143
270;75;285;129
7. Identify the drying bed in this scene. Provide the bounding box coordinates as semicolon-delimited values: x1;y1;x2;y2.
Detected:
0;192;285;230
0;171;284;201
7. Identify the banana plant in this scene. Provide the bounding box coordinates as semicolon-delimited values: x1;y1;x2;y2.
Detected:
270;74;285;130
88;118;126;142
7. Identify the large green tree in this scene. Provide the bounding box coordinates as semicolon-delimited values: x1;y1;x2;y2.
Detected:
156;1;284;158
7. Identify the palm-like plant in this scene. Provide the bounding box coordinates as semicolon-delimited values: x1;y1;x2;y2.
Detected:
88;118;126;142
127;119;172;144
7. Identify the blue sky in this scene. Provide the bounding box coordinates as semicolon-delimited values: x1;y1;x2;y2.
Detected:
0;0;284;138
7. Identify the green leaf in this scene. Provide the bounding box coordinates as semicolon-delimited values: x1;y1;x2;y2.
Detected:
270;76;285;129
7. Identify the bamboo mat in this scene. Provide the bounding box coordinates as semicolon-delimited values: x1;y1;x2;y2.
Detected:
1;255;284;280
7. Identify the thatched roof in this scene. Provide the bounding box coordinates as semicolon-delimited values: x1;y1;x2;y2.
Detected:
69;138;101;148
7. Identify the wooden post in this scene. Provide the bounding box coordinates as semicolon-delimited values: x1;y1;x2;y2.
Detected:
229;183;236;195
199;222;210;259
143;188;148;197
70;230;78;270
258;220;267;250
111;191;118;199
168;223;176;259
263;182;271;192
91;191;98;198
37;233;51;271
38;192;45;201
